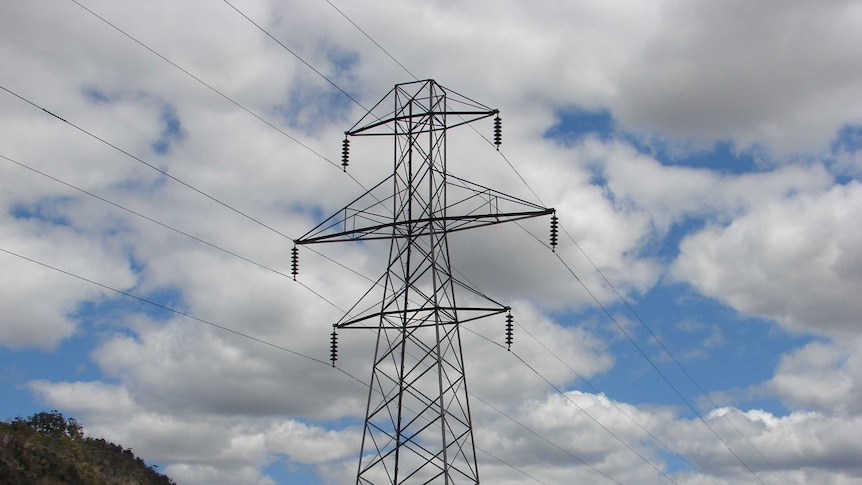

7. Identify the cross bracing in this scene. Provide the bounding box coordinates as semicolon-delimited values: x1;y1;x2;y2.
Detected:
296;80;553;484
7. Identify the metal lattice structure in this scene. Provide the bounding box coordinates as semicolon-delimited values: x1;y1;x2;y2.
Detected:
295;80;554;484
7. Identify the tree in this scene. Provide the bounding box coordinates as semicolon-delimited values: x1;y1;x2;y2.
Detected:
0;411;175;485
12;410;84;440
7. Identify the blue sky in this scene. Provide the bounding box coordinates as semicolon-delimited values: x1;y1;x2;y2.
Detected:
2;1;862;484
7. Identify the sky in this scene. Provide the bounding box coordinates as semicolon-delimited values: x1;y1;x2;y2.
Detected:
2;0;862;484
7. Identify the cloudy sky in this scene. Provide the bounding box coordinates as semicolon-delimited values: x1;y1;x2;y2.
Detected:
2;0;862;483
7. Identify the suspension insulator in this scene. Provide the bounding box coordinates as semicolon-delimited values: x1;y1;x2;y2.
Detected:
290;245;299;280
550;213;559;252
493;115;502;150
341;137;350;172
505;312;514;351
330;329;338;367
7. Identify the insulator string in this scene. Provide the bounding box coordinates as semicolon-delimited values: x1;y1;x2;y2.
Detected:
550;212;559;252
505;311;514;351
493;114;502;150
330;328;338;367
341;136;350;171
290;245;299;280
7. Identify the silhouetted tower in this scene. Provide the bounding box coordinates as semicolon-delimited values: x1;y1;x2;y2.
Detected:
296;80;554;484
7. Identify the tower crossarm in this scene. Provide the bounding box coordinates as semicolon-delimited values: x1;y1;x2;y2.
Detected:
335;305;510;330
347;110;498;136
346;79;498;137
295;208;554;245
295;168;554;245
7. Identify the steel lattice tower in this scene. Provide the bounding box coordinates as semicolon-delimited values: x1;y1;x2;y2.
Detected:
295;80;554;484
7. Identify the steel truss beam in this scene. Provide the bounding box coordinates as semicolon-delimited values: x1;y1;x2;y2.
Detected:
296;80;553;484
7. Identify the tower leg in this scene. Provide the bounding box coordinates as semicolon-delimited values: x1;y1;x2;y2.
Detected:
356;322;478;484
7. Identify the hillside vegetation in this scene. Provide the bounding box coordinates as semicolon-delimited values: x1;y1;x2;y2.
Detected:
0;411;175;485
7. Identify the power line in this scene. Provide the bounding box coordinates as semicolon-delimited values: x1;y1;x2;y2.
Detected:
232;3;769;480
1;232;635;484
316;13;776;478
67;0;372;192
68;0;396;235
515;223;764;483
463;325;688;484
222;0;368;111
330;5;779;474
9;147;661;482
9;5;620;483
0;245;574;485
0;141;596;481
476;448;549;485
0;150;410;318
510;346;678;485
559;224;782;477
22;2;775;481
386;328;618;484
4;107;671;484
1;84;296;242
0;247;332;366
554;231;763;483
0;152;343;313
322;0;419;80
511;319;720;485
319;0;545;212
52;12;396;312
2;83;374;295
2;151;588;483
453;264;715;482
470;393;623;485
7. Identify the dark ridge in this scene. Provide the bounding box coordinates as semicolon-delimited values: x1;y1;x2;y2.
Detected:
0;411;175;485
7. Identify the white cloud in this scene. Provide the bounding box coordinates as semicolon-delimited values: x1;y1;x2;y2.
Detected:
164;464;276;485
266;420;359;464
672;182;862;337
766;338;862;416
88;318;369;420
590;138;834;231
464;300;614;405
666;407;862;482
324;0;862;155
27;380;137;417
4;0;862;483
475;390;862;484
614;0;862;155
0;210;137;349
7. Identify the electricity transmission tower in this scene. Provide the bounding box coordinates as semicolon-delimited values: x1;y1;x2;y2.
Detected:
295;80;555;484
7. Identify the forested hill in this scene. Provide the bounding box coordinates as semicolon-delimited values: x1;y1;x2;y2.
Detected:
0;411;175;485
